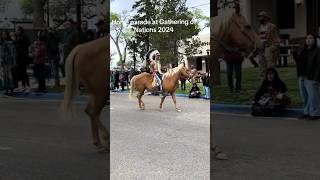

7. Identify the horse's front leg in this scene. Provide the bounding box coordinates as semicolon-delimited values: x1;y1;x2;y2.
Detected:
171;92;181;112
159;93;167;111
137;92;145;110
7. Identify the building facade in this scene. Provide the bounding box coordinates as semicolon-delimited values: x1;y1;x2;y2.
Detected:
179;33;210;74
216;0;319;39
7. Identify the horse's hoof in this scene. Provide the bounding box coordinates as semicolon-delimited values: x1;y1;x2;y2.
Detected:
93;142;101;147
214;152;228;160
97;146;109;153
176;108;182;112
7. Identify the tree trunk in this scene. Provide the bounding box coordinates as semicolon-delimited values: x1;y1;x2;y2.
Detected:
33;0;46;29
210;0;221;85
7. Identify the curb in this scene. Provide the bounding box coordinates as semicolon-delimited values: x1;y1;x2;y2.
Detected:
0;91;88;102
211;103;303;118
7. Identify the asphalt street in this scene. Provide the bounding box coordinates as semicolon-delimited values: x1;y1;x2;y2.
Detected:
0;98;109;180
212;113;320;180
110;93;210;180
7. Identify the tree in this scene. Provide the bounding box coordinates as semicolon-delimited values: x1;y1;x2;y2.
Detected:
33;0;46;28
150;0;202;66
110;11;133;71
0;0;10;13
130;0;161;60
19;0;97;28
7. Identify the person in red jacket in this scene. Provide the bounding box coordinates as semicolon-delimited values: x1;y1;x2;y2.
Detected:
31;31;47;93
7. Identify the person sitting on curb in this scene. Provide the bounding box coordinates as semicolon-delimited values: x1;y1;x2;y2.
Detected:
189;83;201;98
251;68;290;117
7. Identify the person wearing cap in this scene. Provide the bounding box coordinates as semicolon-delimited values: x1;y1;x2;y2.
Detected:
257;11;280;76
95;20;107;39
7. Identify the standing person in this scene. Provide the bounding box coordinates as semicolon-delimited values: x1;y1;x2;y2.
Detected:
180;76;186;90
46;27;61;86
257;11;280;76
95;20;107;39
119;72;126;91
224;49;244;92
114;70;120;90
63;19;79;77
190;65;197;84
202;73;210;99
15;26;31;91
79;20;95;44
295;34;320;120
31;31;47;93
1;31;17;96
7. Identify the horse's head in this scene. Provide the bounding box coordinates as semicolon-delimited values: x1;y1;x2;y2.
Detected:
228;13;263;54
179;63;190;79
212;11;262;56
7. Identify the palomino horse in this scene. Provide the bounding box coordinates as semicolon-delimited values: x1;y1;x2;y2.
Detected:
211;9;262;159
62;36;109;152
129;63;190;112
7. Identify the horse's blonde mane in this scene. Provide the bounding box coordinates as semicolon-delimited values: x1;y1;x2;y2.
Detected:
211;8;235;37
163;64;184;79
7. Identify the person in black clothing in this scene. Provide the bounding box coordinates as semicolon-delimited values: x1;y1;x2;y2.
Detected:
180;77;186;90
294;34;320;120
224;49;244;92
15;26;31;91
95;20;106;39
63;19;79;77
79;20;94;44
114;70;120;90
46;27;61;86
252;68;290;116
189;83;201;98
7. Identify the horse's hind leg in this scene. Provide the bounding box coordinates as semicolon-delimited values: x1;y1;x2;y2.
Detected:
85;97;101;148
85;94;109;152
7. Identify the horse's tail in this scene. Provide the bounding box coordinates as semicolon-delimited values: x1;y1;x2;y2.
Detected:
129;76;136;98
61;46;80;114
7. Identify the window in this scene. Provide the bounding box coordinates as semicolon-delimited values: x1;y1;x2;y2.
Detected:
277;0;295;29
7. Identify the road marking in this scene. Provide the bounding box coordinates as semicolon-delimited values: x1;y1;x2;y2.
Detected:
0;146;12;151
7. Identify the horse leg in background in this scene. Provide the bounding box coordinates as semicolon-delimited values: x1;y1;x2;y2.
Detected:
85;96;101;148
137;92;145;110
96;93;109;153
159;92;167;111
171;92;181;112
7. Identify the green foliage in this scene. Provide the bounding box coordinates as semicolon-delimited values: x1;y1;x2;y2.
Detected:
130;0;206;66
19;0;33;15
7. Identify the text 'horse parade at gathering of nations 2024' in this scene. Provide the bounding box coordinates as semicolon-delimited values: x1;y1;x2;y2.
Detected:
211;5;262;160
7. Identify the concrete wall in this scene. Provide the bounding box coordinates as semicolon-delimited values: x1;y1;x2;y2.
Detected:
279;3;307;38
250;0;277;30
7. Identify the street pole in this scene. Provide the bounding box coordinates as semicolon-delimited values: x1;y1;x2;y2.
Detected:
133;41;137;72
47;0;50;27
